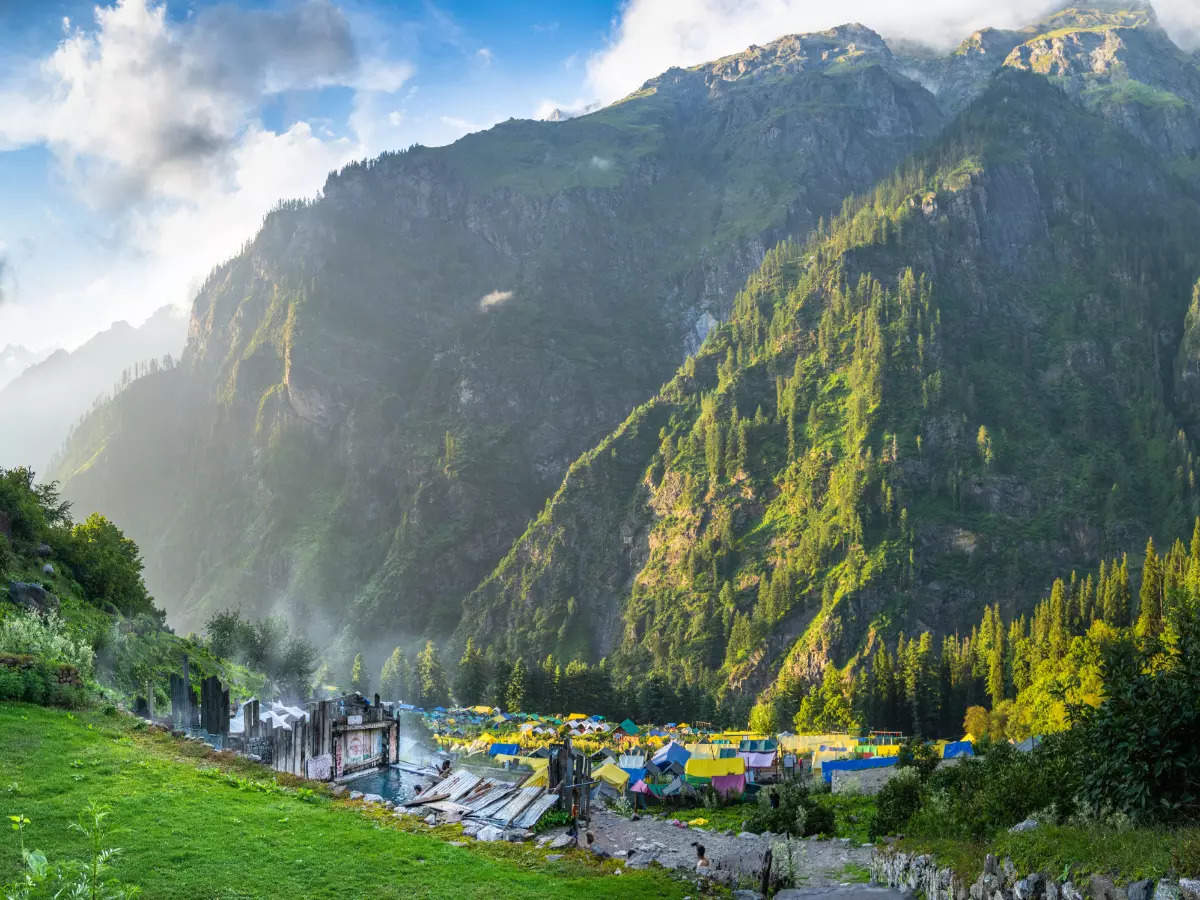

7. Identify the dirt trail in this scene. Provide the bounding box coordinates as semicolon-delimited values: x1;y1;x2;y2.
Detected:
564;809;877;888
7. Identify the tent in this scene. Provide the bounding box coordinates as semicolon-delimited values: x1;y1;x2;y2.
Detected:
820;756;898;784
566;713;589;721
651;741;690;768
615;718;640;736
488;742;521;757
711;773;746;798
684;756;746;781
943;740;974;759
594;762;631;791
469;705;493;715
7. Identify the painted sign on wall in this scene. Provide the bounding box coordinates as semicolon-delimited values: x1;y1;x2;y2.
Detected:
344;729;383;767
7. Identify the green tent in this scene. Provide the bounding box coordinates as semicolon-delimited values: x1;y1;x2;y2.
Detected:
616;718;640;735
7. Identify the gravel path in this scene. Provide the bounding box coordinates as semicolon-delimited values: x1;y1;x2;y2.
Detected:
565;809;878;888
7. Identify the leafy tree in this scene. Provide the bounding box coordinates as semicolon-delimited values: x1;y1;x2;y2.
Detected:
963;705;990;739
61;514;154;617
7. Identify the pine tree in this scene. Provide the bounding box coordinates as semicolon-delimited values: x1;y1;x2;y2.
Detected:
505;658;529;712
1136;537;1164;639
415;640;449;708
987;621;1006;707
455;637;489;706
379;647;411;701
350;653;367;696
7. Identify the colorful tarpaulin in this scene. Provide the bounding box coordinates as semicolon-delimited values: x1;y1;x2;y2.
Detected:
631;779;652;795
651;741;690;767
738;751;777;769
684;756;746;779
594;762;631;790
820;756;898;784
711;773;746;798
488;742;520;757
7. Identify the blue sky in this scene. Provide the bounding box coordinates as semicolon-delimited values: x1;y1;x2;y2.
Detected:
1;0;1197;351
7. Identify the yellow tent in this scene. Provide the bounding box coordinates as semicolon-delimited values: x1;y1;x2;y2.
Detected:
470;705;493;715
684;757;745;778
685;743;719;759
594;762;630;790
566;713;589;721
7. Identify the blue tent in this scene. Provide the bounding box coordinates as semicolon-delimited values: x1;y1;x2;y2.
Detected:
821;756;898;784
943;741;974;759
488;742;521;757
651;741;690;768
621;767;646;784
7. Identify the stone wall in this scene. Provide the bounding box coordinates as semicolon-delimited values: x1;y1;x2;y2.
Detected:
870;848;1200;900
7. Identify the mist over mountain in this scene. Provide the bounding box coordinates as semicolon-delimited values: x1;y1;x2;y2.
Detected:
50;3;1200;715
0;344;51;391
0;306;186;471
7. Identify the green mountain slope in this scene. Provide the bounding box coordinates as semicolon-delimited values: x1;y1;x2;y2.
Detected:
53;26;943;643
461;69;1200;716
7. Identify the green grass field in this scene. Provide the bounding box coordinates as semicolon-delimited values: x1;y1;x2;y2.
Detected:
0;703;701;899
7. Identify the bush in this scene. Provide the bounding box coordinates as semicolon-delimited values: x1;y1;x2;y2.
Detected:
0;658;87;707
747;778;833;837
0;610;94;676
869;768;923;839
904;738;1079;841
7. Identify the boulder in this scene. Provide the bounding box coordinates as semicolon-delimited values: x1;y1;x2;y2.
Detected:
1154;882;1181;900
548;833;574;849
733;892;765;900
1179;881;1200;900
476;825;505;842
1089;875;1126;900
1128;881;1154;900
6;581;59;614
349;791;364;801
546;853;564;861
361;793;384;804
41;564;54;576
1009;819;1039;833
1063;882;1086;900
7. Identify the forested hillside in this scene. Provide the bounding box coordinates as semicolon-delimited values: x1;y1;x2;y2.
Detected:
50;4;1200;710
463;68;1200;722
53;25;943;644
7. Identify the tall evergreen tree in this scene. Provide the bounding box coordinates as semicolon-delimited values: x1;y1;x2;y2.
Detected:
379;647;411;701
350;653;368;696
455;637;489;706
415;640;449;708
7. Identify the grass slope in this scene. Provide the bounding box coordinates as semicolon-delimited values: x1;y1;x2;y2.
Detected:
0;703;693;899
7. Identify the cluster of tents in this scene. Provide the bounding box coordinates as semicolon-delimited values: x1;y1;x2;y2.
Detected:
412;707;982;802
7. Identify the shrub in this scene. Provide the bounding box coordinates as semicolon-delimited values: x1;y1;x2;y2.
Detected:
0;610;94;676
869;768;923;839
747;778;832;837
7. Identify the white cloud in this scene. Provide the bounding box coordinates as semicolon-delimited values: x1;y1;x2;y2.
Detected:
585;0;1200;103
440;115;485;134
476;47;493;65
479;289;513;310
0;0;418;347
